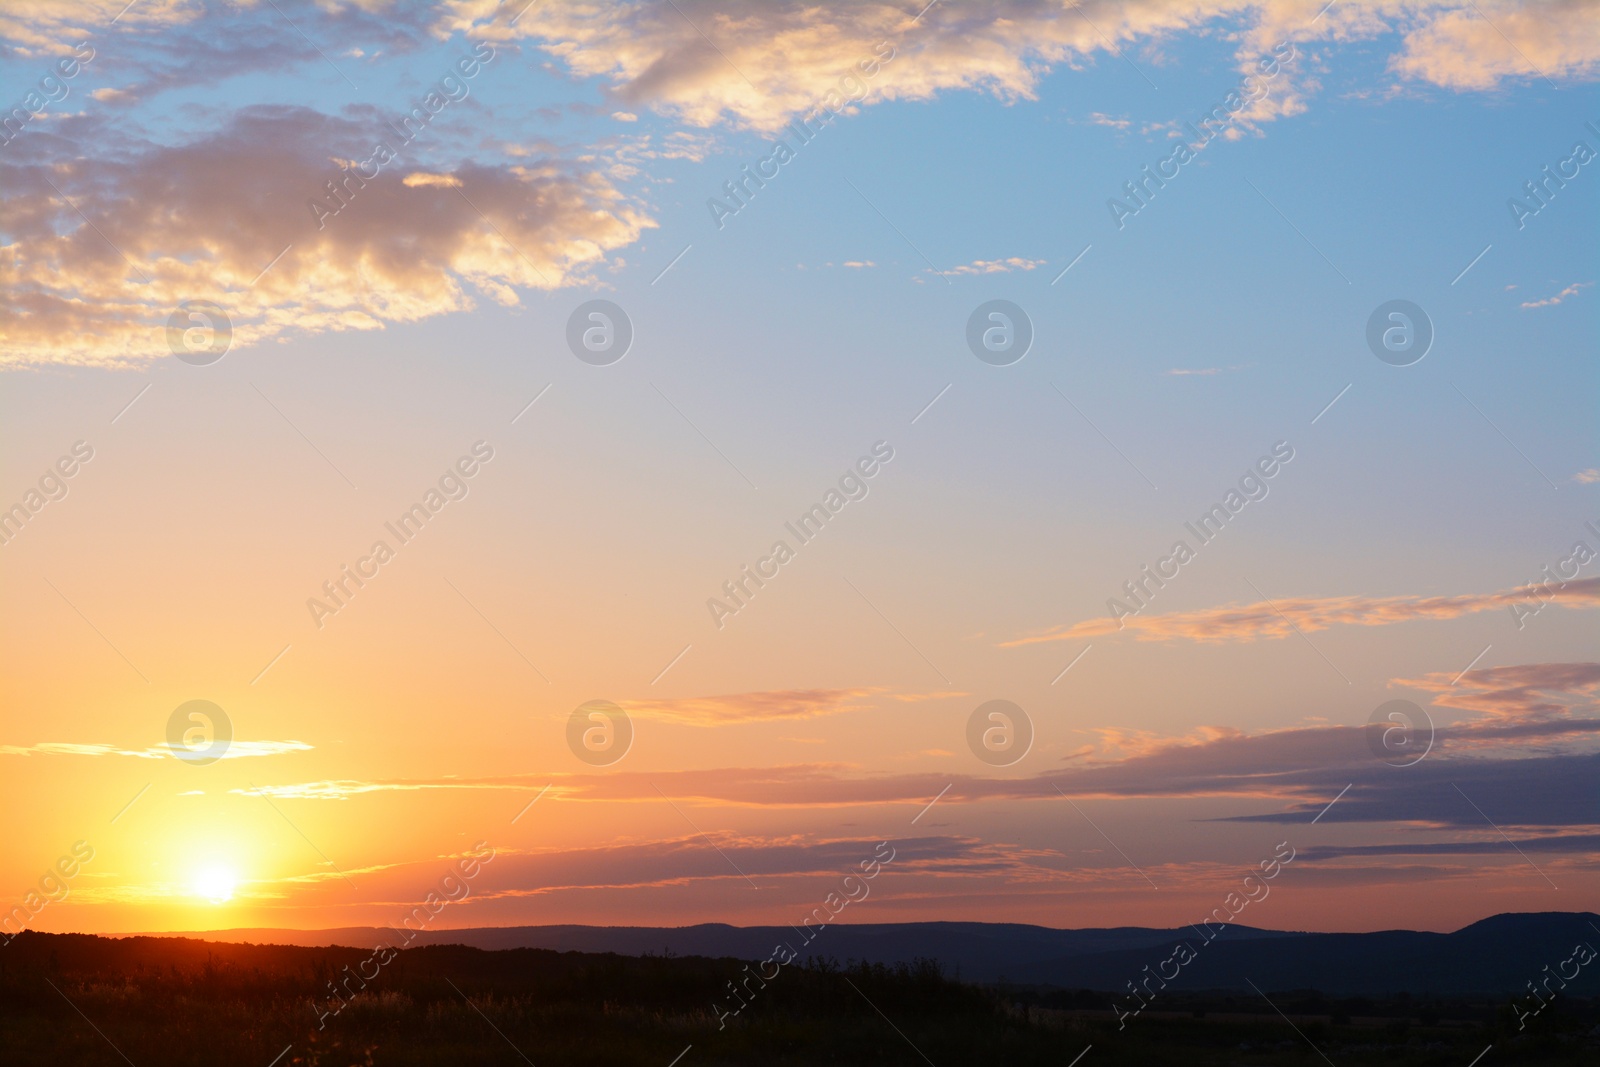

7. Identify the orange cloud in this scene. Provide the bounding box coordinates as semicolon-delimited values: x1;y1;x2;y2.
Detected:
1002;577;1600;646
619;686;892;725
234;743;1600;828
1399;661;1600;722
0;740;311;759
230;659;1600;827
0;0;197;50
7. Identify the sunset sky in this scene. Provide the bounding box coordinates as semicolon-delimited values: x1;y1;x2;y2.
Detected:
2;1;1596;940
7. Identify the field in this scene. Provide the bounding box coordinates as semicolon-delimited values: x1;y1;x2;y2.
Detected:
3;932;1597;1066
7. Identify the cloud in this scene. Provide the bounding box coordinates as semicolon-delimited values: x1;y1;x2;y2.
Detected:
236;747;1600;829
1387;0;1600;90
1521;281;1592;309
936;257;1047;276
5;3;1593;368
449;2;1600;132
1399;661;1600;722
232;832;1054;915
0;742;164;760
1001;577;1600;646
0;740;311;759
401;171;462;188
0;1;434;99
1214;753;1600;829
467;834;1021;899
618;686;889;725
1575;469;1600;485
0;0;199;50
1298;832;1600;861
1;106;653;366
1164;365;1249;376
8;3;1597;132
233;661;1600;828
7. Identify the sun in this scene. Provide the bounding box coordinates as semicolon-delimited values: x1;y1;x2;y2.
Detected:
192;864;236;904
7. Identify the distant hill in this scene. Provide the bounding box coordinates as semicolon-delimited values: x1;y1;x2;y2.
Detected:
1008;912;1600;996
133;912;1600;995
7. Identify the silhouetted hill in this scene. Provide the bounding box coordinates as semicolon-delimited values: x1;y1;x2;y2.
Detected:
151;919;1293;979
1014;912;1600;996
139;912;1600;995
6;927;1598;1066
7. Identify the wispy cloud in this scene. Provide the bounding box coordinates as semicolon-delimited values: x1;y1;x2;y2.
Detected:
234;746;1600;827
1001;578;1600;647
232;660;1600;827
1399;661;1600;722
619;687;896;725
936;257;1047;277
1521;281;1592;309
1163;365;1250;376
1;740;312;759
1298;832;1600;861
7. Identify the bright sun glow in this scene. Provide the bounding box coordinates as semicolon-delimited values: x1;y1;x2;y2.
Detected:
192;865;236;904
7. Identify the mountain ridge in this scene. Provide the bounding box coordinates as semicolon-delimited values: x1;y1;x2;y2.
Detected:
111;911;1600;995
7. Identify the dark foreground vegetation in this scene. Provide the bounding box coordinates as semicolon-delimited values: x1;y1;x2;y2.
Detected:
1;932;1596;1065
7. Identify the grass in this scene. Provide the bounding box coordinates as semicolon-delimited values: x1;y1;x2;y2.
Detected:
2;932;1595;1065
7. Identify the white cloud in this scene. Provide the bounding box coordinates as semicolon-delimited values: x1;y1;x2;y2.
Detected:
1;107;654;366
937;257;1047;276
1521;281;1592;309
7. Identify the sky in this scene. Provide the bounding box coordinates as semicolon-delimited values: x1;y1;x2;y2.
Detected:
1;0;1597;939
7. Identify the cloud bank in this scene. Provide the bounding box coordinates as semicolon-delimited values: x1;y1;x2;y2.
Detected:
1;107;652;366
